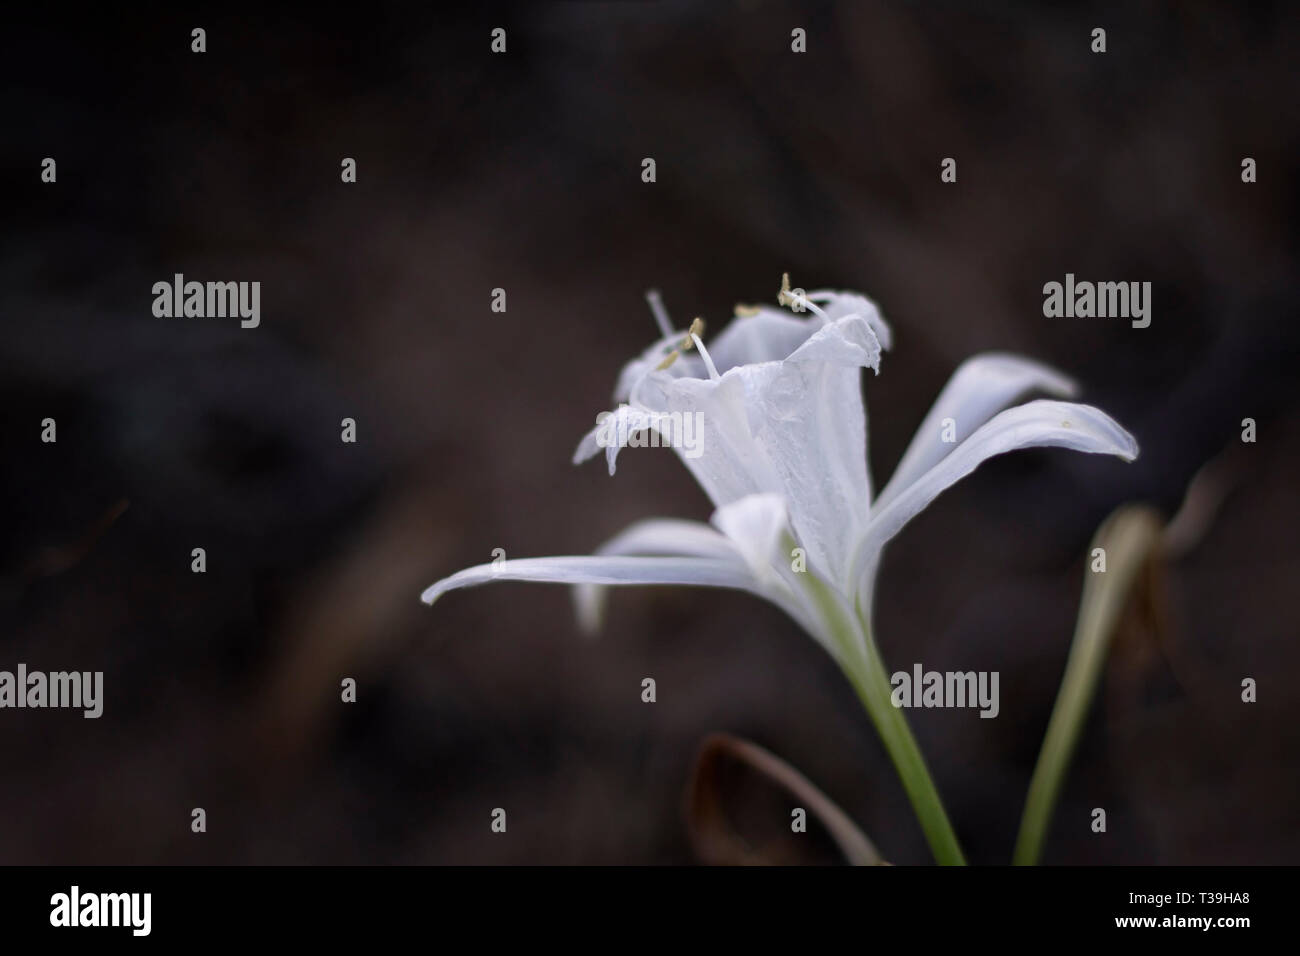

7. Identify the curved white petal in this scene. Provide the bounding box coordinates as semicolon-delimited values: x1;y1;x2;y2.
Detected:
782;309;884;369
572;403;696;476
424;549;825;647
704;307;826;373
808;289;893;351
586;518;740;562
875;353;1078;511
570;518;743;633
422;554;760;607
710;492;791;584
649;372;783;507
851;399;1139;612
730;313;882;586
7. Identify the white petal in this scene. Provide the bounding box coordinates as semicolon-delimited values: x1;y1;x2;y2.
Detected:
808;289;893;351
851;399;1139;610
570;518;744;633
572;404;685;476
585;518;740;561
709;493;791;584
724;313;882;586
704;307;825;373
629;372;784;508
782;310;883;370
875;353;1077;511
422;554;760;607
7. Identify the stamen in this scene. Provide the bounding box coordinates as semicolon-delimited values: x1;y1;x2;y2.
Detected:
796;295;827;319
681;317;705;350
776;272;827;319
654;319;707;373
645;289;674;339
692;332;721;381
734;304;761;317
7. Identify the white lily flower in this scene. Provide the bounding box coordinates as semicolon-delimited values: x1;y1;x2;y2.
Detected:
421;278;1138;864
423;280;1136;660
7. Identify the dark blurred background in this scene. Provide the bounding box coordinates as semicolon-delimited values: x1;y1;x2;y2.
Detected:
1;2;1296;864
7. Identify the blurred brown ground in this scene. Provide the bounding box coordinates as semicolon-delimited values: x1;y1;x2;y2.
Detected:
0;2;1296;863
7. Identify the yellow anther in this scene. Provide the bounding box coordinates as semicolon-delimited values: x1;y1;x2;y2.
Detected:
778;272;793;307
734;304;760;317
656;318;706;370
655;350;680;371
681;317;705;350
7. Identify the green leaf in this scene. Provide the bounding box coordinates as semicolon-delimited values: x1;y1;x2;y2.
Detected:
1012;505;1164;866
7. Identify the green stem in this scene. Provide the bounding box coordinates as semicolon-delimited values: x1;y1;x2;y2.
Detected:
844;629;967;866
799;568;965;865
